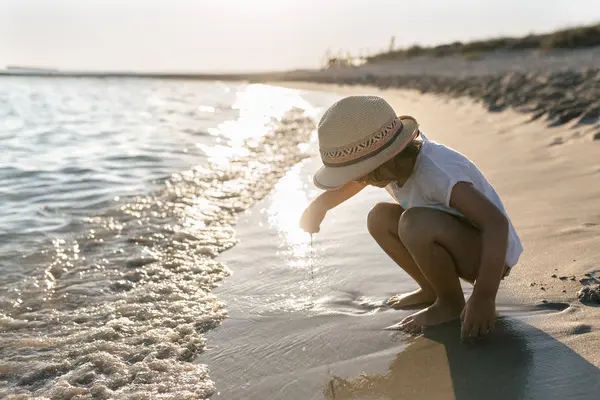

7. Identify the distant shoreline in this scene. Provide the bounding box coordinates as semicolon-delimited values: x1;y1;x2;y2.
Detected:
0;71;252;80
2;45;599;82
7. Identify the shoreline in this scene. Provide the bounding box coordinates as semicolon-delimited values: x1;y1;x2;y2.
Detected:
0;84;326;399
206;146;592;400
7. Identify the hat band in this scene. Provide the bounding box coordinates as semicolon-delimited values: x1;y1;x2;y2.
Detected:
320;117;404;168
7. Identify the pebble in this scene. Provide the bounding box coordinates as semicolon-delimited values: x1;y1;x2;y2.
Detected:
577;285;600;304
579;277;599;285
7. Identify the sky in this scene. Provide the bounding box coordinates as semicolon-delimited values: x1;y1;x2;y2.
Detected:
1;0;600;73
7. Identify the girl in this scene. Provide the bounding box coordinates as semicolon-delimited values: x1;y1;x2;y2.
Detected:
299;95;522;340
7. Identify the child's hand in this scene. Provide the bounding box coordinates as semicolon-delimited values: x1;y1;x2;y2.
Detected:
299;203;327;234
460;294;496;341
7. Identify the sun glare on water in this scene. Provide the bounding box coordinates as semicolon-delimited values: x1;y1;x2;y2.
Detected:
187;83;319;271
267;162;314;267
197;84;314;167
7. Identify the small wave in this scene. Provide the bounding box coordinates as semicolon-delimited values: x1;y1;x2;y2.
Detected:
312;290;388;316
0;108;316;399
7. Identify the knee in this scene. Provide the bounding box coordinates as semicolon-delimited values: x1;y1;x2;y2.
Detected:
367;203;398;237
398;207;435;245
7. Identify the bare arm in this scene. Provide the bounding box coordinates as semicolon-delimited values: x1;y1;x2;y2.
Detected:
312;181;366;211
450;182;508;298
300;181;366;233
449;182;509;339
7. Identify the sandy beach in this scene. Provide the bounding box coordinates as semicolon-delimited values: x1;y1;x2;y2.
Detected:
202;83;600;399
4;3;600;398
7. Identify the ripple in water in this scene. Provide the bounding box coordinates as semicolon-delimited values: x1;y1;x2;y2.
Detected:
0;109;316;399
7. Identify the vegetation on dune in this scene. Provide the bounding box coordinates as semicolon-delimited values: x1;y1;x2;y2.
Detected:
365;22;600;63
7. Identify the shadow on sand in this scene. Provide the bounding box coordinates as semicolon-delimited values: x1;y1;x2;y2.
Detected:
324;317;600;400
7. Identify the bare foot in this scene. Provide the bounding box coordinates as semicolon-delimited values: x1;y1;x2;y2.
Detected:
390;299;464;333
386;288;436;310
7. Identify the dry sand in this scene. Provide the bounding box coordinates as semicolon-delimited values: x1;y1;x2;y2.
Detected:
203;83;600;399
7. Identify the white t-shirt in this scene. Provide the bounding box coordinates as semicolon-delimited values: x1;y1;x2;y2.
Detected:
386;134;523;267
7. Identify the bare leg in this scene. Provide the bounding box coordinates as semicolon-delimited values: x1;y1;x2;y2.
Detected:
393;208;482;332
367;203;436;309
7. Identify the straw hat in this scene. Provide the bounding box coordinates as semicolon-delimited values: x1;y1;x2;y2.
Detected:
314;95;419;190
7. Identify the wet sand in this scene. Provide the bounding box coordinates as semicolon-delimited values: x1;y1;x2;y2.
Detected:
201;84;600;399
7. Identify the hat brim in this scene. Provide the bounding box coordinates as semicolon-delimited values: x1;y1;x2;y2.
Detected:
313;116;419;190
